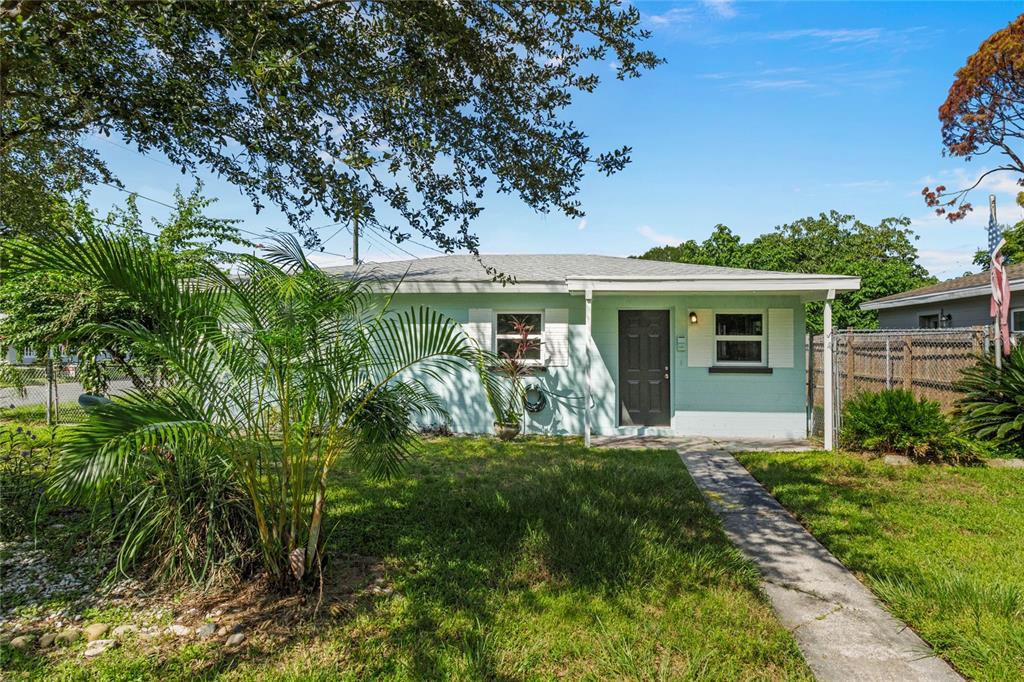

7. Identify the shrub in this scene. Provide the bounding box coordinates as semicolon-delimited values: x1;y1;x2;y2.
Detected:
0;424;58;539
841;389;977;463
956;343;1024;457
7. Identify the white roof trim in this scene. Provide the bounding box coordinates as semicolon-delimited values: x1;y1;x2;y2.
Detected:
369;281;566;294
565;275;860;294
861;278;1024;311
369;275;861;296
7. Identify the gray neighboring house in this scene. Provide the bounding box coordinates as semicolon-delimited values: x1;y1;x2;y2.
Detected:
861;262;1024;331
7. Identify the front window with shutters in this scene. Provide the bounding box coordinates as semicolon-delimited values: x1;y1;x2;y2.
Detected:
495;312;542;362
715;313;764;365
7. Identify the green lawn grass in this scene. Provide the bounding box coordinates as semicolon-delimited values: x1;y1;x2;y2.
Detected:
735;451;1024;681
3;438;811;681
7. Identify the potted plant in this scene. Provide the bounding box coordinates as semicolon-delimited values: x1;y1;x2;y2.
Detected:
484;316;538;440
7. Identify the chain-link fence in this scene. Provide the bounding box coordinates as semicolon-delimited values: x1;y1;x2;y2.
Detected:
807;327;992;437
0;359;135;424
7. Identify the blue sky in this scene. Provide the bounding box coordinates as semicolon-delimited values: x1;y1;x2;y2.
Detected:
84;1;1024;278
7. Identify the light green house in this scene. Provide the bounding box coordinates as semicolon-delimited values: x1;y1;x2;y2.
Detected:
328;255;859;444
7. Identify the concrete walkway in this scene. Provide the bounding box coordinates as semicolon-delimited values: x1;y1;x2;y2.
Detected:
678;444;962;682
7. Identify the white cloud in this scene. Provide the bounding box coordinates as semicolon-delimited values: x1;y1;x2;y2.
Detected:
829;179;893;190
916;168;1024;220
736;78;814;91
762;28;883;44
702;0;737;19
577;218;588;231
647;7;695;27
701;65;908;94
917;248;977;279
637;224;679;246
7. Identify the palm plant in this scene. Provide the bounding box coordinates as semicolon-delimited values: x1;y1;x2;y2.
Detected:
13;232;489;587
956;343;1024;455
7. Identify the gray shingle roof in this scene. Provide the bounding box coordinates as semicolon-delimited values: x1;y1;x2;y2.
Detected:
864;262;1024;307
323;254;797;283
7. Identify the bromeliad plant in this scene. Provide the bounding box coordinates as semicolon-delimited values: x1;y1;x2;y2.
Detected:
12;232;488;587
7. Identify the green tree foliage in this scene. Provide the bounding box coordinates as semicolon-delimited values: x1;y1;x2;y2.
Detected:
0;186;250;390
0;0;659;248
974;219;1024;269
638;212;936;333
13;232;489;586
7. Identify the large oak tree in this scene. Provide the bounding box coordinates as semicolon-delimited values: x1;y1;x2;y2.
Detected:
0;0;659;249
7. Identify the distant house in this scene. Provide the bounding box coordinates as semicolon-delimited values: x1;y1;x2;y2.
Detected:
861;263;1024;331
328;254;859;442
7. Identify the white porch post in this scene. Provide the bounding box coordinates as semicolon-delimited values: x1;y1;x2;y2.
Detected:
823;290;835;451
584;287;593;448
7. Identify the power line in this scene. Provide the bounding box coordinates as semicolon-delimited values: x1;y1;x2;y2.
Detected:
366;223;420;259
92;136;182;171
92;139;450;258
99;180;453;263
98;181;353;260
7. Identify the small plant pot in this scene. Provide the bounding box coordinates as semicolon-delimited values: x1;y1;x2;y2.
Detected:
494;422;520;441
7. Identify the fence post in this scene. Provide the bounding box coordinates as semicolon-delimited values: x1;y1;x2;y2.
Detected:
52;352;59;424
903;337;914;391
806;333;814;435
845;330;855;394
823;298;835;451
885;337;892;389
45;349;53;426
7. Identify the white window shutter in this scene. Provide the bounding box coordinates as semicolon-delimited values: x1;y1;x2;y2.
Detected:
768;308;794;368
465;308;493;351
687;309;714;367
542;308;569;366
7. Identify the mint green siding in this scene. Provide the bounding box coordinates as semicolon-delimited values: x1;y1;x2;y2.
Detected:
390;292;807;438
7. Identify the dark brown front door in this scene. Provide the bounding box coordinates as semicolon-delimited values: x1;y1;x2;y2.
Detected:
618;310;671;426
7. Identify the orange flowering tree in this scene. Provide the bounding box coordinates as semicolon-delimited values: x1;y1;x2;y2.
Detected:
923;16;1024;221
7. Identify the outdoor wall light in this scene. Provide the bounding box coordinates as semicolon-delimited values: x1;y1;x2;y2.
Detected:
689;311;698;324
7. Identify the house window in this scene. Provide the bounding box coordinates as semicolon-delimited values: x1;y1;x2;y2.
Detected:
1012;308;1024;334
918;314;940;329
495;312;542;362
715;313;764;364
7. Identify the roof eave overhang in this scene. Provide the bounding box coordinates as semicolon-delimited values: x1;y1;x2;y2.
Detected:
861;278;1024;311
365;275;862;297
366;281;566;294
565;276;860;299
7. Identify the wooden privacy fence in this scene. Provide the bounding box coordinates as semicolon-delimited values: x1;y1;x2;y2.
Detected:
807;327;989;436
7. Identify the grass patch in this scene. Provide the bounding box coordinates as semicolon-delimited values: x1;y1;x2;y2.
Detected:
0;405;51;425
736;451;1024;681
3;438;810;680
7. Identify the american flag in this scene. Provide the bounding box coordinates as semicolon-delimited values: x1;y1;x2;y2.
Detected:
987;194;1004;253
989;195;1012;356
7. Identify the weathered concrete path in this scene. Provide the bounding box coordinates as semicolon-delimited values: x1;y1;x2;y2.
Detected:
679;446;962;682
